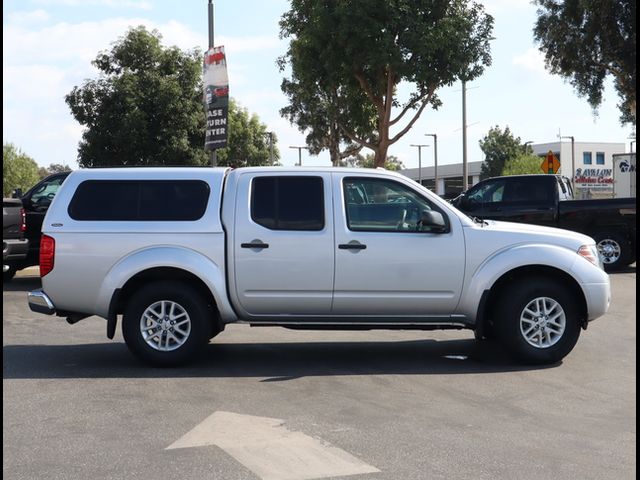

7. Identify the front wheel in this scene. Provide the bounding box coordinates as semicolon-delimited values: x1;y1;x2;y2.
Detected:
122;282;211;366
496;278;581;365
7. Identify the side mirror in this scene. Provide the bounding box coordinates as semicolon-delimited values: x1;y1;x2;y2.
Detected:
419;211;447;233
11;188;22;198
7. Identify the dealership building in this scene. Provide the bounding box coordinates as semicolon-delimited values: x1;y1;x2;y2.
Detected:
401;141;627;199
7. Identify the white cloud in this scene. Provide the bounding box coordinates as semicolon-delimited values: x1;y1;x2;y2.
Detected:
32;0;152;9
481;0;532;14
7;9;50;24
512;48;547;75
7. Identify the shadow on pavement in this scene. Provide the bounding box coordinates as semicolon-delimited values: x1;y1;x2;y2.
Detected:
3;276;41;292
3;337;556;380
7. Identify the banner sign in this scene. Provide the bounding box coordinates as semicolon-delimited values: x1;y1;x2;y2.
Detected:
203;46;229;150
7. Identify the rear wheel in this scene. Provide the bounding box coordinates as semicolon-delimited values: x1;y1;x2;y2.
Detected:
496;278;581;365
122;281;211;366
594;231;632;271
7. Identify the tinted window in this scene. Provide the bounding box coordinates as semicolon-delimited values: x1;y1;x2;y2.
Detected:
251;176;324;231
68;180;210;221
596;152;605;165
344;177;447;233
583;152;592;165
502;177;551;203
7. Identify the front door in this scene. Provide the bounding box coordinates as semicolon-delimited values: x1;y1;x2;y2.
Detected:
332;174;465;318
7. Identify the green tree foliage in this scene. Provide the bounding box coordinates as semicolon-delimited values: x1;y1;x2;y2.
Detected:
3;143;40;197
67;26;276;168
279;0;494;167
66;26;209;167
339;153;404;171
533;0;636;125
502;154;543;176
479;126;524;179
215;99;281;167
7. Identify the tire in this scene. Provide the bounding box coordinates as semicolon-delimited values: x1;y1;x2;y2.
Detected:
3;266;17;283
122;281;212;366
495;278;581;365
594;231;632;271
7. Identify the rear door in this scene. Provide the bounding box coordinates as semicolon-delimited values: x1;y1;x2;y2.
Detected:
332;174;465;317
232;172;334;317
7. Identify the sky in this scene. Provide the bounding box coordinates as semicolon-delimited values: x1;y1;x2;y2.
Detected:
3;0;635;170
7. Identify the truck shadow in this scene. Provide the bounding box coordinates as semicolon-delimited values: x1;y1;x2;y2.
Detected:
3;338;555;380
2;276;41;291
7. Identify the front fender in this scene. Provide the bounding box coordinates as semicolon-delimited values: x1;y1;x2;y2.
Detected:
95;246;236;322
457;243;581;321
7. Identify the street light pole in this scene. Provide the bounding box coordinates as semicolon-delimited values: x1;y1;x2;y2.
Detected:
462;80;468;191
561;135;575;191
410;144;429;185
265;132;275;165
425;134;438;194
523;140;534;154
289;146;309;166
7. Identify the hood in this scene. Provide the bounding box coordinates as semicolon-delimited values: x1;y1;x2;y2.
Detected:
469;219;595;250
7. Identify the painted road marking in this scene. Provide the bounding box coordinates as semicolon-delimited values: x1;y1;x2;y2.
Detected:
166;411;379;480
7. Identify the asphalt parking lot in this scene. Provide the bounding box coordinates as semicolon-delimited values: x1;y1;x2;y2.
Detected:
3;267;636;480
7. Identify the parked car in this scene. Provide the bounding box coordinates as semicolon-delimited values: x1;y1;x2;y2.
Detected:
28;167;610;366
451;174;636;270
3;198;28;281
3;172;70;280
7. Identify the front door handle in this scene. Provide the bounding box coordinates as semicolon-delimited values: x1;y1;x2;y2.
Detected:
338;242;367;250
241;241;269;249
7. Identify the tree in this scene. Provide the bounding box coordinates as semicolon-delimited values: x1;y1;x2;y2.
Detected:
3;143;40;197
339;153;404;171
38;163;73;180
66;26;209;167
215;99;281;167
479;126;524;179
502;154;543;176
533;0;636;125
279;0;494;167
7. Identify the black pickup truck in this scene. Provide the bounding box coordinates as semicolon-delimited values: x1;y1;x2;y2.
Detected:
451;174;636;270
3;171;70;281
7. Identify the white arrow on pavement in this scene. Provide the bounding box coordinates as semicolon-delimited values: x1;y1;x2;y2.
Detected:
166;411;379;480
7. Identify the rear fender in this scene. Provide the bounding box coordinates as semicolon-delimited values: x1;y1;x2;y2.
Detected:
95;246;236;322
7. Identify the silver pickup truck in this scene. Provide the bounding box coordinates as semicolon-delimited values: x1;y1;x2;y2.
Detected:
28;167;610;366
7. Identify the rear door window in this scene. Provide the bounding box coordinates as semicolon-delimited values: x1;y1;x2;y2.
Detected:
251;176;324;231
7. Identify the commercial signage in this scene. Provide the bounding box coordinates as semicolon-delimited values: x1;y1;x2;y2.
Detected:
574;168;614;189
203;46;229;150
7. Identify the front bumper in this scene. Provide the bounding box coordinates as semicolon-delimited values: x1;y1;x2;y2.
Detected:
582;280;611;321
28;289;56;315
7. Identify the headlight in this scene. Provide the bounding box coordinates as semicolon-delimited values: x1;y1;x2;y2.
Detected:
578;244;602;269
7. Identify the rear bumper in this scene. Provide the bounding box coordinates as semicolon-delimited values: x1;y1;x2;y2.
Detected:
3;238;29;264
28;289;56;315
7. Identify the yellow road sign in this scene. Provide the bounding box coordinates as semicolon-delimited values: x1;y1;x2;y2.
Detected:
540;150;560;174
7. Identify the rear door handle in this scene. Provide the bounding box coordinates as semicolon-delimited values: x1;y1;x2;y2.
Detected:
241;241;269;249
338;242;367;250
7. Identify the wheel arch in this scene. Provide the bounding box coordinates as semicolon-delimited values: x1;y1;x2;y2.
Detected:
476;265;588;339
107;267;222;340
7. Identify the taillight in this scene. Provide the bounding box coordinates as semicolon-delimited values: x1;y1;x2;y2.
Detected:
19;208;26;232
40;235;55;277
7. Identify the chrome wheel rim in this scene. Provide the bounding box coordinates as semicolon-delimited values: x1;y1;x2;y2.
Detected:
140;300;191;352
597;239;621;264
519;297;566;349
